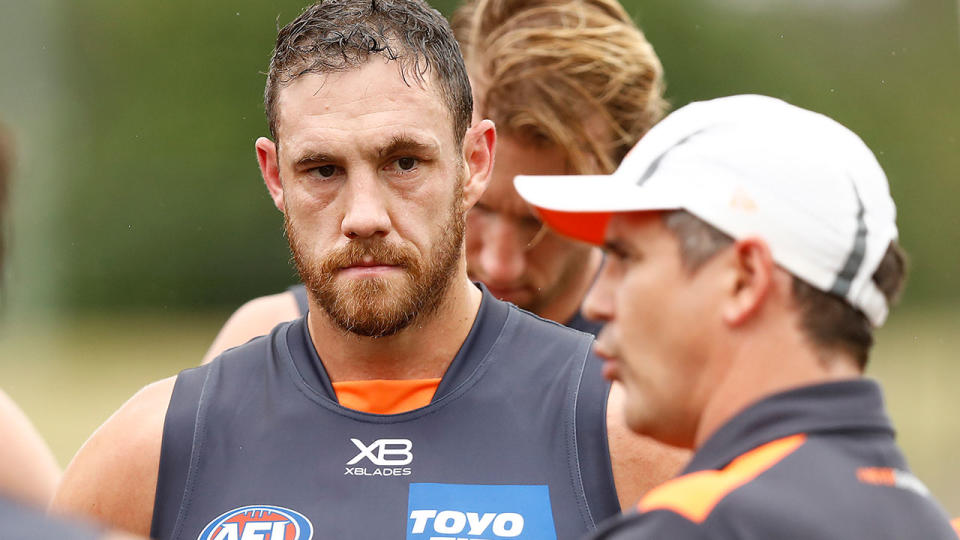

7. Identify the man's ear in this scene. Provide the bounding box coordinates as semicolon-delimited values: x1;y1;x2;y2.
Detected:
460;119;496;211
721;237;775;326
256;137;285;212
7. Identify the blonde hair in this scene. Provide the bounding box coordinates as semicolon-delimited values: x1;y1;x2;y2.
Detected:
452;0;666;174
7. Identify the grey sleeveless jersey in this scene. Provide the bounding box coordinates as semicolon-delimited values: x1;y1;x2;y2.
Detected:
152;288;619;540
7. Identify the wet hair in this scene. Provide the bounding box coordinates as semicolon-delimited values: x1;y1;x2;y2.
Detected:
265;0;473;146
452;0;666;174
663;210;907;369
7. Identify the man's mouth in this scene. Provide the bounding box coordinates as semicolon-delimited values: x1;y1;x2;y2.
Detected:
339;260;402;276
592;335;621;381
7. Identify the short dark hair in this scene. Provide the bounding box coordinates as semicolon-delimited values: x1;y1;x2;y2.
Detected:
265;0;473;147
663;210;907;369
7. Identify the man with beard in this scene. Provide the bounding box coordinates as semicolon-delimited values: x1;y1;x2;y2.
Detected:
51;1;684;538
199;0;666;363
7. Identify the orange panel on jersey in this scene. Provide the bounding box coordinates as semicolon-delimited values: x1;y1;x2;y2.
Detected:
333;378;441;415
638;433;807;524
951;517;959;536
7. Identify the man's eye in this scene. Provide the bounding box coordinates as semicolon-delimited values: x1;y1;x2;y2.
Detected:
312;165;337;178
605;246;629;262
396;157;417;171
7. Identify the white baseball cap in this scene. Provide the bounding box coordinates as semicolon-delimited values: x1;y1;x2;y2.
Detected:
514;94;898;326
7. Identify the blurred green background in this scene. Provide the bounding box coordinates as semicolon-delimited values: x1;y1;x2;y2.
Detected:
1;0;958;515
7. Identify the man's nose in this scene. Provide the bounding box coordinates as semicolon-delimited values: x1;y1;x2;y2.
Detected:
478;217;526;285
340;172;391;240
583;261;616;323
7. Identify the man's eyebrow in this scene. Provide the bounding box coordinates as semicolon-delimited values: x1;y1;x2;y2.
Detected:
293;151;336;168
377;135;439;158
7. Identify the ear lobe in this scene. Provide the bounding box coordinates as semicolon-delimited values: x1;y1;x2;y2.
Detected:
256;137;285;212
460;119;496;211
722;238;774;326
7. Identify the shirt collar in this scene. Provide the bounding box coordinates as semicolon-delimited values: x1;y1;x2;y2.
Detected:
286;282;510;406
685;379;894;473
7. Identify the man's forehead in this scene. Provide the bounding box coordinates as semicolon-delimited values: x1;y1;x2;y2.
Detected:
282;129;443;163
274;60;453;140
605;211;664;243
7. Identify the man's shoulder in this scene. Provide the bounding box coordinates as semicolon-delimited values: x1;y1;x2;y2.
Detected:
51;377;176;536
205;319;295;369
502;300;595;342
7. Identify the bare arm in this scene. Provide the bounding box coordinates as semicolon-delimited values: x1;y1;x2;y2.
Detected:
201;292;301;364
0;388;60;506
606;382;692;510
50;377;176;537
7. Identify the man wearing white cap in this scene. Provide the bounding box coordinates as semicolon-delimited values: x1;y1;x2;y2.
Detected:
515;94;958;539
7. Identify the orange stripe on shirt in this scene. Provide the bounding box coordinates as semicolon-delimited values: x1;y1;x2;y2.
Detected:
638;433;807;524
950;517;960;537
333;378;441;415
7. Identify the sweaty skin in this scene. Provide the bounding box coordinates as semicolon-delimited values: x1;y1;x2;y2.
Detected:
0;388;60;506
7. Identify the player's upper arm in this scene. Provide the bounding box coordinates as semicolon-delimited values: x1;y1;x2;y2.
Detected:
606;382;692;510
201;292;300;365
0;388;61;507
50;377;176;537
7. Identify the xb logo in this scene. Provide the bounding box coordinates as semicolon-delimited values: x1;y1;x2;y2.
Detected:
348;438;413;466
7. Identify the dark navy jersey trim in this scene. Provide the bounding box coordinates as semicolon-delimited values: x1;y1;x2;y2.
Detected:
168;366;215;540
565;335;600;529
152;363;215;539
577;354;619;520
280;283;514;421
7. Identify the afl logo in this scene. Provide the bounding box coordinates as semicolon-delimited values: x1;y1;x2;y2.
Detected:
197;505;314;540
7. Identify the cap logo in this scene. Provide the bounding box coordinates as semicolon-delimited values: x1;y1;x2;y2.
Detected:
729;188;757;212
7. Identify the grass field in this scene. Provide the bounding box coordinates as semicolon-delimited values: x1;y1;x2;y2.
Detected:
1;306;958;515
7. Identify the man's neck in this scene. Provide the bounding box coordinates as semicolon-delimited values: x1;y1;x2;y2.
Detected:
306;274;483;383
537;248;604;325
693;321;862;449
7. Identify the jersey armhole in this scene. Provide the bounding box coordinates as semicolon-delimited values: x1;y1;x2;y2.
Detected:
150;365;211;540
575;348;620;526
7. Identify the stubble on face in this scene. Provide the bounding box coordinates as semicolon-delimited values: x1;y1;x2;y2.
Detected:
286;178;466;338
